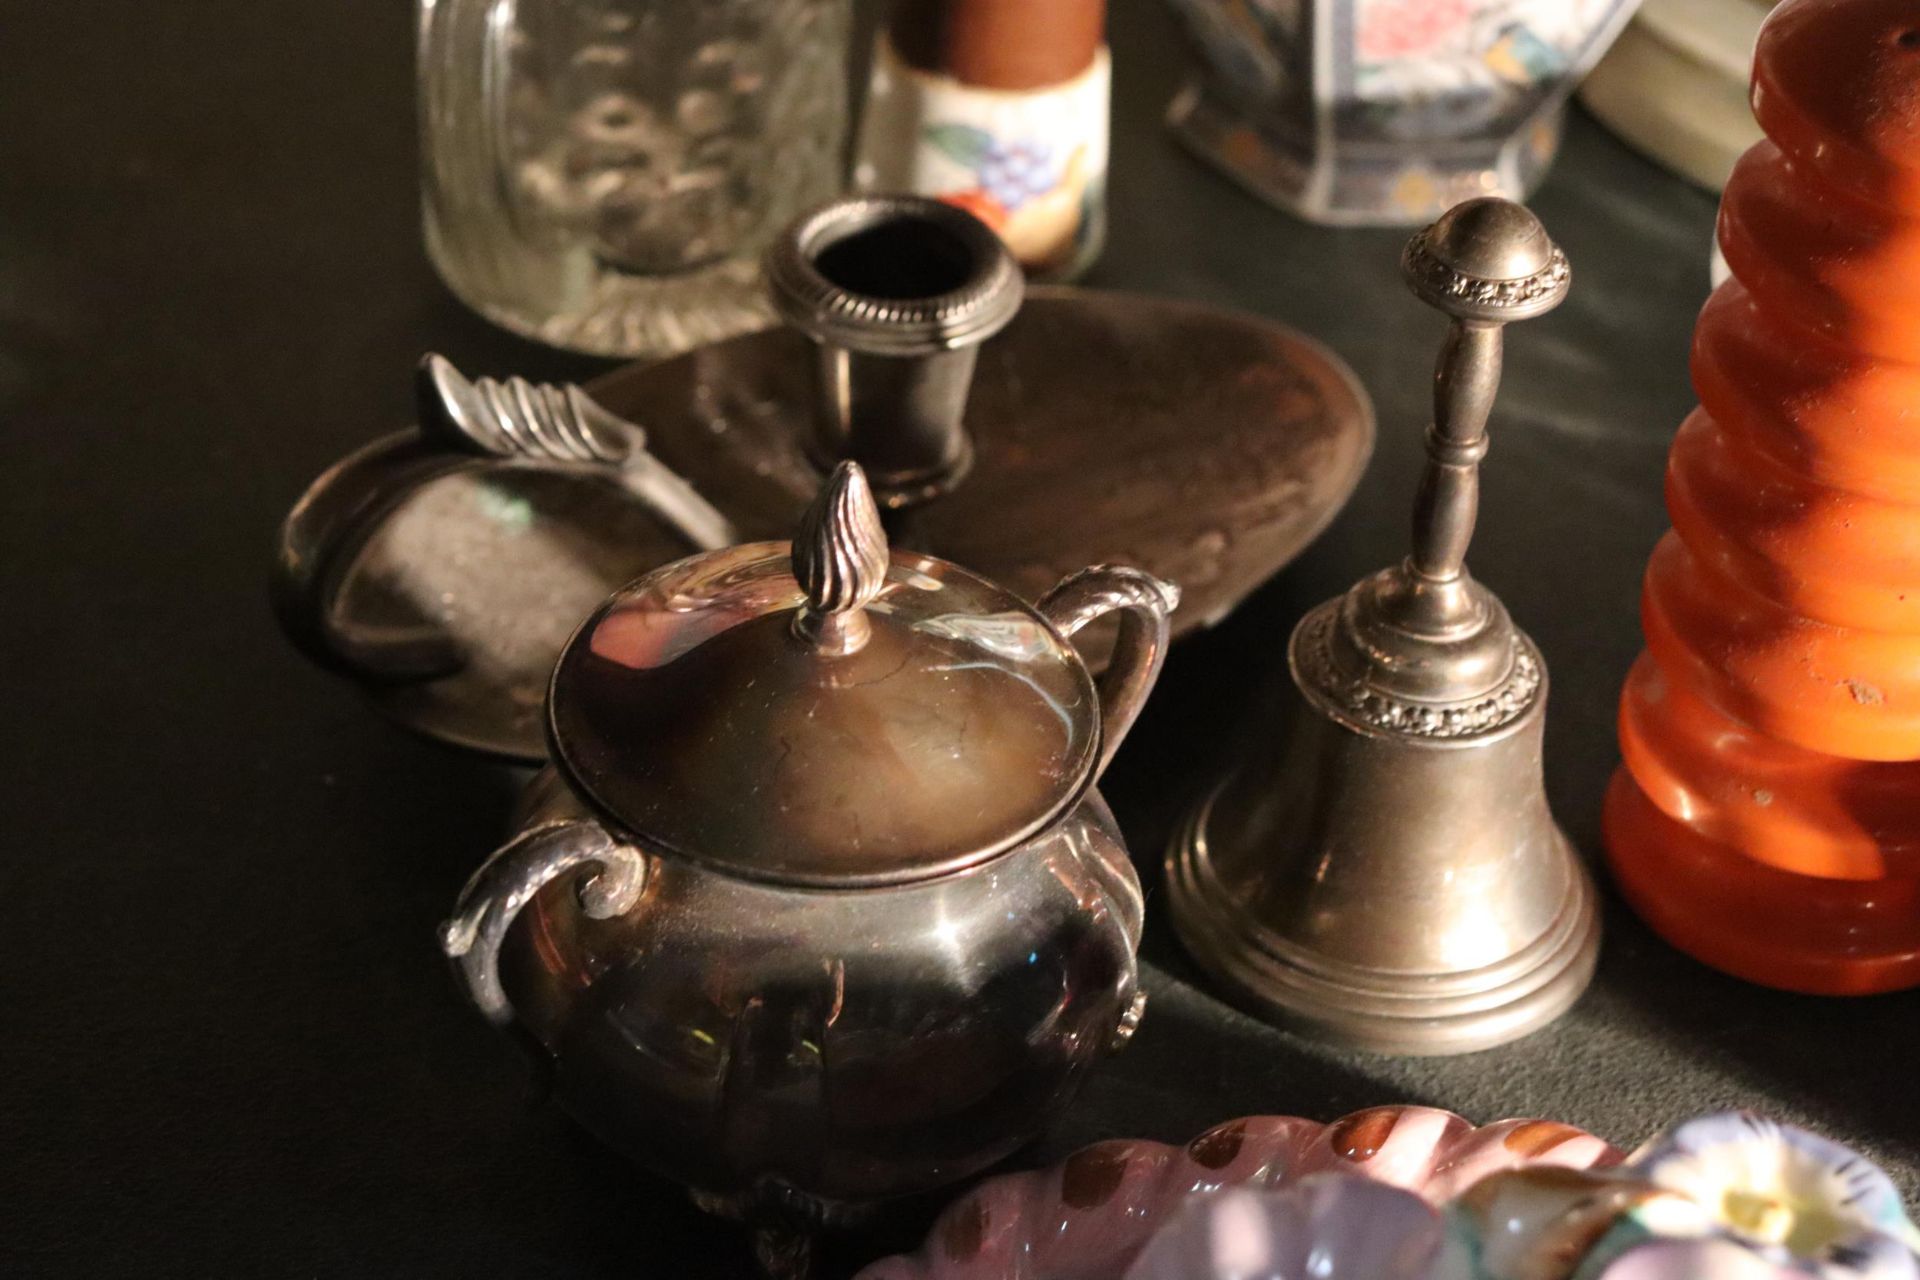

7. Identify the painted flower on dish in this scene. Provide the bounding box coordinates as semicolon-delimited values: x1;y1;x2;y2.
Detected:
1578;1112;1920;1280
1442;1113;1920;1280
857;1108;1915;1280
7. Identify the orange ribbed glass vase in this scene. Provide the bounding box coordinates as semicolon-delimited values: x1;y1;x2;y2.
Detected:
1605;0;1920;994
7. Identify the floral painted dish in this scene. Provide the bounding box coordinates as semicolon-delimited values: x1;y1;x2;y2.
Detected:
859;1108;1920;1280
856;1105;1621;1279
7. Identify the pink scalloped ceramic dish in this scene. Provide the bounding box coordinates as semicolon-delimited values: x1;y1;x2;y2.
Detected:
857;1105;1622;1280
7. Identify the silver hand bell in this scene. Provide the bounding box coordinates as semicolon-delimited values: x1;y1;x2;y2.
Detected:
1166;197;1601;1056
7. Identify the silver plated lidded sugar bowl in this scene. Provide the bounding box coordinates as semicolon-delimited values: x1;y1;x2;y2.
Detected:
441;462;1178;1238
1167;198;1600;1056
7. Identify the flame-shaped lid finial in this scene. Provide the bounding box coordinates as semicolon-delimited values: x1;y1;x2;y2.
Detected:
791;462;891;655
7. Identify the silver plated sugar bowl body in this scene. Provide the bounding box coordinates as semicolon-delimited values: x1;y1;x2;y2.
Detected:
440;461;1178;1226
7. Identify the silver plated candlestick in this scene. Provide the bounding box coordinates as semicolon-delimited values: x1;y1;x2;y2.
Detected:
765;195;1025;511
1166;197;1600;1056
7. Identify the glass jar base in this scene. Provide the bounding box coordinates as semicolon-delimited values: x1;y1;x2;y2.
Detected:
430;243;780;360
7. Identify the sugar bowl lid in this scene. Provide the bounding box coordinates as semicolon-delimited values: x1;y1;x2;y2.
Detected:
548;463;1102;888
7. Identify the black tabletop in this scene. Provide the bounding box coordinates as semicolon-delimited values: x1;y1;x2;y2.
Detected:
5;2;1917;1277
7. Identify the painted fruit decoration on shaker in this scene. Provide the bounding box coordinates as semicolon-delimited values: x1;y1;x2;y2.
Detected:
923;124;1099;274
856;0;1110;277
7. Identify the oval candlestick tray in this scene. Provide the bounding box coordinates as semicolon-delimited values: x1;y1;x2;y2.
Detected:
277;287;1373;761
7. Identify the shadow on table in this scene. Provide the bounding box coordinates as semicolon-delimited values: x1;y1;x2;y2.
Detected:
1588;907;1920;1182
1083;550;1920;1204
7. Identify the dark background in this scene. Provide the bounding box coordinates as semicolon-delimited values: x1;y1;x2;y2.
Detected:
3;2;1916;1277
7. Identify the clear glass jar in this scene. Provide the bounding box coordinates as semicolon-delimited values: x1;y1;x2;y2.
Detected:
418;0;852;358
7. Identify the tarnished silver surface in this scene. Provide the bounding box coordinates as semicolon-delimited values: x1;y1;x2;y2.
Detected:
418;354;736;550
1037;565;1182;781
439;819;647;1028
766;195;1025;510
592;286;1375;658
1168;197;1600;1056
270;355;735;759
278;287;1372;761
543;464;1127;888
443;464;1176;1218
447;770;1147;1217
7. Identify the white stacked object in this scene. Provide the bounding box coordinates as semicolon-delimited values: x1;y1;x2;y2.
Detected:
1578;0;1776;190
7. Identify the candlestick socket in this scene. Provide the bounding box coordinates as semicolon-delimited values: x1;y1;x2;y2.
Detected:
767;195;1023;509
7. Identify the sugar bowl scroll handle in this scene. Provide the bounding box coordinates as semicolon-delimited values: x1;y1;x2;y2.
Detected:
1038;567;1181;778
439;821;648;1028
271;354;736;685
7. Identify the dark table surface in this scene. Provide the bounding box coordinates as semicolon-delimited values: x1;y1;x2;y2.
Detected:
5;2;1917;1276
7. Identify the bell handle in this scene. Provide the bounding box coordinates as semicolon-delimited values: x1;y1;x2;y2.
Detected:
1407;318;1500;585
438;820;649;1028
272;355;737;686
1038;566;1180;781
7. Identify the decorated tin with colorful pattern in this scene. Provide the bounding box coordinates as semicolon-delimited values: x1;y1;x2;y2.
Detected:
1166;0;1641;224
